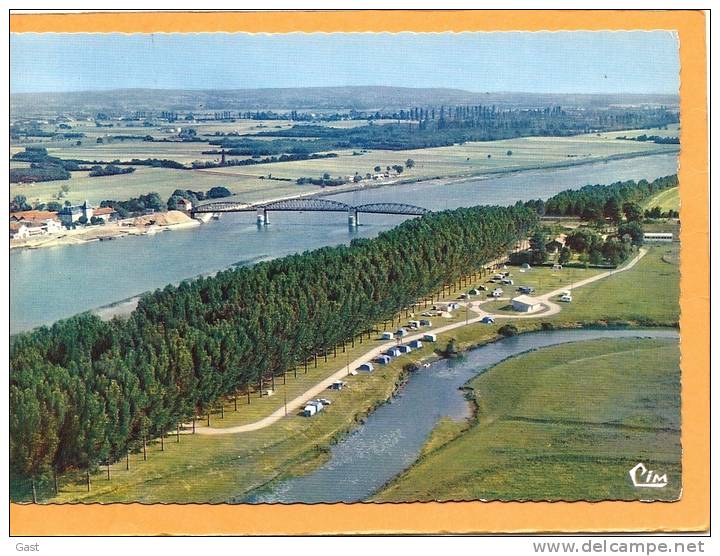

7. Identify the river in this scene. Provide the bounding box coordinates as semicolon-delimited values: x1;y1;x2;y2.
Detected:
10;153;677;334
240;328;679;504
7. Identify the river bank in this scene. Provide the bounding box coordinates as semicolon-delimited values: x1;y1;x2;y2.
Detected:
240;323;679;504
9;146;676;255
10;152;678;336
25;243;679;503
317;146;679;201
371;333;681;502
10;210;200;252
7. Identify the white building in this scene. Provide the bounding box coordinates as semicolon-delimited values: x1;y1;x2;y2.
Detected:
176;198;193;212
643;232;673;242
511;295;542;312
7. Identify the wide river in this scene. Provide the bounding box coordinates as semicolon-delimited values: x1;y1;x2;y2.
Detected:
10;153;677;334
241;328;679;504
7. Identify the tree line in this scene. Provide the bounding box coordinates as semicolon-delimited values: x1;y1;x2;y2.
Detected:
10;204;536;493
537;174;678;221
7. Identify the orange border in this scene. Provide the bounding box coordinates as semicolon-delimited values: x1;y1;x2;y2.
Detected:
9;10;709;535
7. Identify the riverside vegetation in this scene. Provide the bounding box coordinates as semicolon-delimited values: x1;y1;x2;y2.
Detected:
374;336;680;502
10;172;679;502
10;203;536;497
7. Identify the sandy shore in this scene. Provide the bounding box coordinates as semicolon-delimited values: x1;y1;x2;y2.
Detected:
10;211;200;251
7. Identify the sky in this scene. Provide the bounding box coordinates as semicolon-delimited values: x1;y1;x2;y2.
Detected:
10;31;679;95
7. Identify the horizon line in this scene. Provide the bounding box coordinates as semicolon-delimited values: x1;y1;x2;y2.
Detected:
10;85;680;97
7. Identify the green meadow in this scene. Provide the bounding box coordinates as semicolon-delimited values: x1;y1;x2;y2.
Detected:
374;336;681;502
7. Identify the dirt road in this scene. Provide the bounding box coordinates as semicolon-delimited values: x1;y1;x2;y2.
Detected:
191;248;647;435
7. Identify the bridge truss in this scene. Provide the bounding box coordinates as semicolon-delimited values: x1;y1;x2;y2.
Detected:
192;198;431;217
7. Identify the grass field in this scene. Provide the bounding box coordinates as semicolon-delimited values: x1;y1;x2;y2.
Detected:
10;167;320;207
11;126;679;207
643;187;680;212
429;245;679;358
195;129;678;184
373;336;680;502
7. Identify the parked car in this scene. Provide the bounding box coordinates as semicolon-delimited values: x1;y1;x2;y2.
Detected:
517;286;535;294
560;294;573;302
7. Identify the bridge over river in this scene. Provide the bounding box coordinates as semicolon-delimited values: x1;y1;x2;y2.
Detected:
192;198;431;226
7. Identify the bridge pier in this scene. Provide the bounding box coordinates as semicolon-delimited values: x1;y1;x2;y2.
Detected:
348;209;359;227
256;208;268;226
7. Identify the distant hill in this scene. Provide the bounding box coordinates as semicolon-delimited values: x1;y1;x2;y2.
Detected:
10;86;679;118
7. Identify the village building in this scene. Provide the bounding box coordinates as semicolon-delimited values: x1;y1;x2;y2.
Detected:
59;201;94;225
91;206;116;222
176;198;193;212
545;234;567;254
10;222;29;239
10;210;59;223
10;210;63;239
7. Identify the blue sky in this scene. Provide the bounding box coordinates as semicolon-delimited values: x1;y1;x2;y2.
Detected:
10;31;679;95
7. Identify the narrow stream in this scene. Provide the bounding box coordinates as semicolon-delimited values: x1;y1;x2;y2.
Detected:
240;328;678;504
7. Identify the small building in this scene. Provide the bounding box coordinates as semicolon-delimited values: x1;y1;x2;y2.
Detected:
643;232;673;242
176;198;193;212
423;333;437;342
92;206;116;222
546;236;566;253
408;320;421;328
357;363;374;373
397;345;412;354
511;295;542;312
375;355;392;365
10;222;29;239
386;347;402;357
329;380;346;390
381;331;394;340
409;339;423;349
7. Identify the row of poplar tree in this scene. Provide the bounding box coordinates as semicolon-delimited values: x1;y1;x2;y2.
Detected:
10;204;537;489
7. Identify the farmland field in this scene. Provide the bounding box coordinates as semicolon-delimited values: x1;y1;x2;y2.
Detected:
11;125;679;207
195;128;679;183
10;166;313;207
374;336;681;502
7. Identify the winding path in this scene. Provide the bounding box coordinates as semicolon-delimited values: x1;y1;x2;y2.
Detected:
190;248;647;435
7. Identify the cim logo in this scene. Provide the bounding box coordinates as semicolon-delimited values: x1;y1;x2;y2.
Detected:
629;462;668;488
